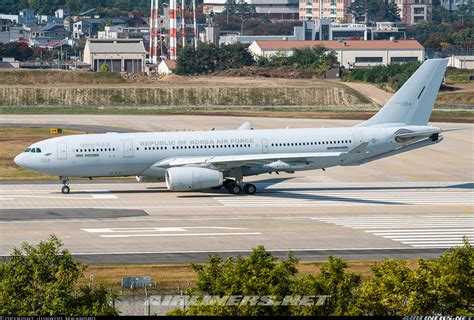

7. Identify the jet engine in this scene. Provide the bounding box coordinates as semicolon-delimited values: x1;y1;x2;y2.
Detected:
165;167;223;191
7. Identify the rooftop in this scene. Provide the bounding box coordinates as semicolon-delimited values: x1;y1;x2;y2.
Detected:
86;39;147;54
253;40;423;50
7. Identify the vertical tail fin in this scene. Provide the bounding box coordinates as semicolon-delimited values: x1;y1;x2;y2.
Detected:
358;59;448;127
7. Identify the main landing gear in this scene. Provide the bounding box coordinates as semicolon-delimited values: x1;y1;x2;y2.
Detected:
222;179;256;195
60;177;70;194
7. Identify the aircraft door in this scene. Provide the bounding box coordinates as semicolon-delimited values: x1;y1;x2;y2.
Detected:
261;139;269;153
353;132;364;145
123;140;134;158
57;142;67;160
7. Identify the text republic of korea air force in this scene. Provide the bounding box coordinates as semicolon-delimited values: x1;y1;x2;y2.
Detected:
13;59;456;196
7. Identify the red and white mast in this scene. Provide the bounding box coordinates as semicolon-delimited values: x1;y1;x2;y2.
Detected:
169;0;177;60
192;0;197;49
149;0;160;64
181;0;186;47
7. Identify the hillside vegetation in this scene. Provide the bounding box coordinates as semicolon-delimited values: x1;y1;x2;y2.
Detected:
0;69;126;85
0;70;369;107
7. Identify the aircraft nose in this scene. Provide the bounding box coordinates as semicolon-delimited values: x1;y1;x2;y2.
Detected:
14;153;26;167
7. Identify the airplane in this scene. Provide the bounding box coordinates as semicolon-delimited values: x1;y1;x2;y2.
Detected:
14;59;454;195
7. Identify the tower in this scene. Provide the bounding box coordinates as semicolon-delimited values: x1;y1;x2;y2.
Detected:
149;0;160;64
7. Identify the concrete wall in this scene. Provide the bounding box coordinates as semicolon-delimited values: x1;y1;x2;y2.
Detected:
448;56;474;69
249;43;425;67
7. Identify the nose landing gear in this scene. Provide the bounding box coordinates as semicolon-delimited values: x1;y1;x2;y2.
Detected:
60;177;70;194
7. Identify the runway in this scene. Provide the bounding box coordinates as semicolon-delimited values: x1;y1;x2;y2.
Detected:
0;115;473;263
0;181;472;263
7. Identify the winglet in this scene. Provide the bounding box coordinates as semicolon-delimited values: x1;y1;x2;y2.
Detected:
237;122;253;130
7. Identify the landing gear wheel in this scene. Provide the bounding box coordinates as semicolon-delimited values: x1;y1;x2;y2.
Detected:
222;179;233;190
61;185;70;194
228;183;242;194
243;183;257;195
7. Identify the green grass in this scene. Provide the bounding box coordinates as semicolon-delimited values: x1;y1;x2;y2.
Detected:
445;67;473;84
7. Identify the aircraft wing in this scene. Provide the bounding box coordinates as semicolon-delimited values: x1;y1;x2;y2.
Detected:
154;151;345;170
152;142;369;171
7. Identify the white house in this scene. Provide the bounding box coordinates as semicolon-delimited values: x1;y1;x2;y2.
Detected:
157;60;176;74
248;40;425;68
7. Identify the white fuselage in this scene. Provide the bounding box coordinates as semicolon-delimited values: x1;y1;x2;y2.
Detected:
13;125;441;180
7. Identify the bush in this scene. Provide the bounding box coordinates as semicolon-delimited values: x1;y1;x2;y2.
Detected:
175;42;254;76
99;63;111;73
342;61;422;91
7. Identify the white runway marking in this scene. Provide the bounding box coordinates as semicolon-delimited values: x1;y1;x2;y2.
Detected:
213;190;474;207
99;232;262;238
82;226;260;238
314;215;474;248
82;226;247;233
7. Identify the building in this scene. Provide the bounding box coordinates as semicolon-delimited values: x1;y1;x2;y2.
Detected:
397;0;432;24
203;0;299;19
448;56;474;69
157;60;176;74
28;22;71;47
218;20;406;44
83;38;147;73
248;39;424;67
372;22;406;40
0;25;28;44
299;0;352;22
98;25;149;40
55;7;70;19
73;18;126;39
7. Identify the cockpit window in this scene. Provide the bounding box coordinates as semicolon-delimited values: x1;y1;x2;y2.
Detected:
35;148;41;153
25;148;31;152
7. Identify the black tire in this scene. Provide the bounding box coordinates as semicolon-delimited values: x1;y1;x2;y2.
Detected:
228;183;241;194
243;183;257;195
61;185;70;194
223;179;233;190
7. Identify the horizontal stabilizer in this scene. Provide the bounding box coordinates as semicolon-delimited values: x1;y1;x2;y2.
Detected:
395;127;463;139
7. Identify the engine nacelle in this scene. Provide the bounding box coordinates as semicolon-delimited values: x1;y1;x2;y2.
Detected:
165;167;223;191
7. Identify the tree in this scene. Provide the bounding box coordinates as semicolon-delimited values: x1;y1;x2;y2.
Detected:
289;45;338;73
2;42;34;61
0;235;118;316
169;246;299;316
292;256;361;316
383;1;400;21
347;0;383;22
349;238;473;316
175;42;253;76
